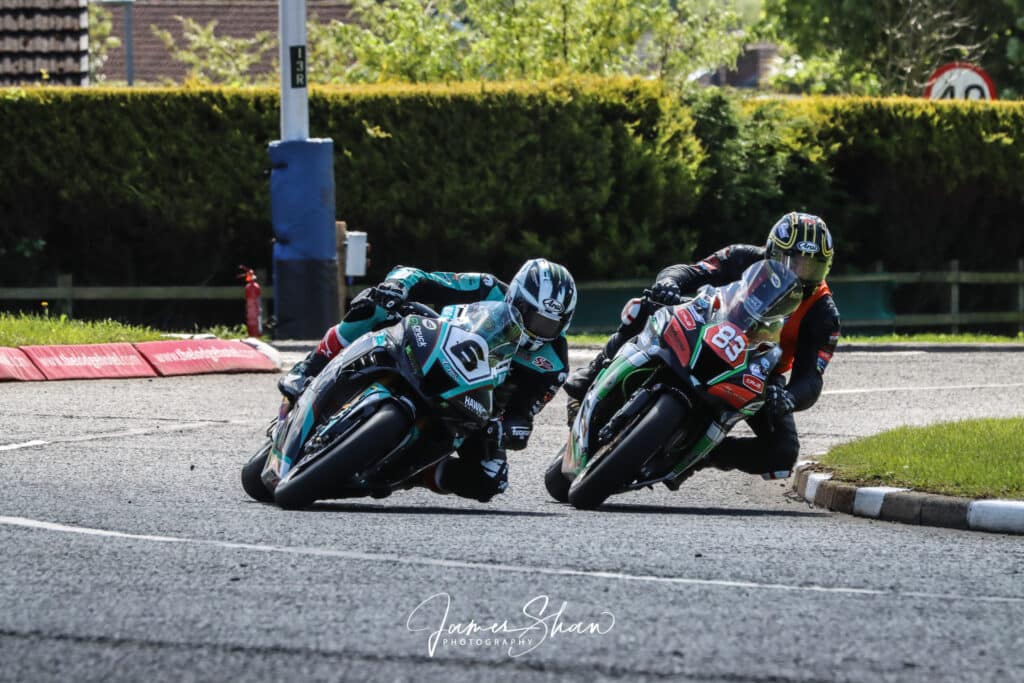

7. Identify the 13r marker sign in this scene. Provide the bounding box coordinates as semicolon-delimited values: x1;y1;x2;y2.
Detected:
924;62;997;100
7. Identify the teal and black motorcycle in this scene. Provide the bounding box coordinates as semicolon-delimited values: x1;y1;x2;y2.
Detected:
547;260;803;509
242;300;523;509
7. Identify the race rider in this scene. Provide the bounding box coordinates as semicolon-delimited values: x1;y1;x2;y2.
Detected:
563;212;840;480
279;259;577;502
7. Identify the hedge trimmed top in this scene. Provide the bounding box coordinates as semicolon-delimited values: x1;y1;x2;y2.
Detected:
2;80;1022;290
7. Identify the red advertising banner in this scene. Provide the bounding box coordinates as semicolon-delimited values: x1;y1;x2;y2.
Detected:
134;339;278;376
21;344;158;380
0;347;45;381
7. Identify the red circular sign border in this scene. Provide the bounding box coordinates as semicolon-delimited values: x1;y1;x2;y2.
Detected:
923;62;998;100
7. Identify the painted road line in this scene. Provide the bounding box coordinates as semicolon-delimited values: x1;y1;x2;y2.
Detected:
824;382;1024;396
0;440;48;451
2;515;1022;605
0;419;264;452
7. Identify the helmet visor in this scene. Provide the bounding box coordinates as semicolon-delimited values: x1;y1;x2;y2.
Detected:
770;253;827;286
517;306;563;341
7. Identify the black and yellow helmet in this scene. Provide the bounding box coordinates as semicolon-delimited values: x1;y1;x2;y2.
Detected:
765;212;834;298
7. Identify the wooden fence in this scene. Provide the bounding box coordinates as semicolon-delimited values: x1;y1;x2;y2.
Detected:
1;260;1022;334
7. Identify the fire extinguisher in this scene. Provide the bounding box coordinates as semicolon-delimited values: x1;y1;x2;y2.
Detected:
238;266;262;337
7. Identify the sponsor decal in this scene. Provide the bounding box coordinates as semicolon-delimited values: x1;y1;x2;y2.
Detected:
532;356;554;371
796;240;820;253
462;395;487;417
816;349;833;374
422;319;438;330
412;325;427;348
770;273;781;288
776;220;790;240
543;298;564;314
557;372;568;383
750;362;766;380
676;307;696;331
483;275;495;287
828;332;840;347
742;374;765;393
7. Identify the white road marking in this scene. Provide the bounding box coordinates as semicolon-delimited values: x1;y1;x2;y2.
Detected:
1;515;1022;605
0;420;263;452
0;440;48;451
823;382;1024;396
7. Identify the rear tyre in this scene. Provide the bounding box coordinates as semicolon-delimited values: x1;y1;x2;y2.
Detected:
273;402;411;510
241;440;274;502
568;393;686;510
544;444;571;504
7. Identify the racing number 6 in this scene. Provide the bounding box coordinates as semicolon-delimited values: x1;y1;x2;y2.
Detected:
710;325;744;362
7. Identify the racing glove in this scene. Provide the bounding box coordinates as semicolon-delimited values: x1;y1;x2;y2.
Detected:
763;385;796;422
347;281;408;321
367;281;408;310
645;278;683;306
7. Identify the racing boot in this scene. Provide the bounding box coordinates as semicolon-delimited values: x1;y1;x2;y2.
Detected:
277;350;329;402
562;350;608;402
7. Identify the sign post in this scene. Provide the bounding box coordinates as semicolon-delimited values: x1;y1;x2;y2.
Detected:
269;1;339;339
924;63;997;101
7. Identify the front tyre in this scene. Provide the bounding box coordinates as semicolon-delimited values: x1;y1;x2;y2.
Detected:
568;393;686;510
241;440;274;502
544;444;571;504
273;402;412;510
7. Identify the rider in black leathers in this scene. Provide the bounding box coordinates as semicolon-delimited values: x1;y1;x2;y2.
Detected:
563;212;841;479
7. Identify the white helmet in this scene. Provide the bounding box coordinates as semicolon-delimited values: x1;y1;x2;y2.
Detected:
505;259;577;349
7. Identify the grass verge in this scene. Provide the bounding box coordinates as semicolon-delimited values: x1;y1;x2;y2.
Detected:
819;418;1024;500
0;313;251;347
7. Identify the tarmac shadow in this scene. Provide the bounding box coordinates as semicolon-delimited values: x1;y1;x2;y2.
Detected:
305;501;561;517
594;503;828;517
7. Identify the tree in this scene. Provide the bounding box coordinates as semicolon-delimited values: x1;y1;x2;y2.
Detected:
764;0;987;95
152;17;276;86
307;0;748;90
88;2;121;84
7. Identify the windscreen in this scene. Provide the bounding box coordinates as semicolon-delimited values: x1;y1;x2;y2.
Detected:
453;301;525;365
715;260;802;341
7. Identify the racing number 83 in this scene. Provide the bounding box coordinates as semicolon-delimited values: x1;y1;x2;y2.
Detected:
709;324;745;363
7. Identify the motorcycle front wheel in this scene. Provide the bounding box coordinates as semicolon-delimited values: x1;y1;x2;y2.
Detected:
273;402;412;510
544;443;571;504
241;440;274;502
567;392;686;510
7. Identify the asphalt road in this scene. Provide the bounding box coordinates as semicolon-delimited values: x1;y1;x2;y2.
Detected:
1;348;1023;682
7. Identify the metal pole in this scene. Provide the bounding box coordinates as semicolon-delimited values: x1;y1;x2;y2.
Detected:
124;2;133;86
950;259;960;334
1018;258;1023;336
124;1;134;87
278;0;309;141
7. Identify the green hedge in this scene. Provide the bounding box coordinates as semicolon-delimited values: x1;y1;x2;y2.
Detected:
0;79;702;288
2;83;1023;300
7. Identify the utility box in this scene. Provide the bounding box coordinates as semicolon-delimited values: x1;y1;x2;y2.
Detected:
345;231;368;277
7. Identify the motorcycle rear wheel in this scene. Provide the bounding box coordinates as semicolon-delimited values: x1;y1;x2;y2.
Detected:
241;440;274;502
273;402;411;510
568;392;686;510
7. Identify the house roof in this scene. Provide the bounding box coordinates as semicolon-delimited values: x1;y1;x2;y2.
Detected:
99;0;351;84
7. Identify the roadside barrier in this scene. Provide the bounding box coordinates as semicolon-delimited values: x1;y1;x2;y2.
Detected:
0;339;278;382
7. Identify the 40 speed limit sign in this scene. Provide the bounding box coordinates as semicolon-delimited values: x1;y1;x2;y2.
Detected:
924;62;997;100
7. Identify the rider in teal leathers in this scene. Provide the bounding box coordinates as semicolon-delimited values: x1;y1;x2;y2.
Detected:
279;259;577;501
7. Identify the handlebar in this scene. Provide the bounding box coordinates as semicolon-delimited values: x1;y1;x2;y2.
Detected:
397;300;439;319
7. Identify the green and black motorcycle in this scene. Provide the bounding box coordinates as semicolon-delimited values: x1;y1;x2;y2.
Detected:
547;260;803;509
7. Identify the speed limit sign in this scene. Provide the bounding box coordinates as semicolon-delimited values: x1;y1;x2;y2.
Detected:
924;62;997;100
